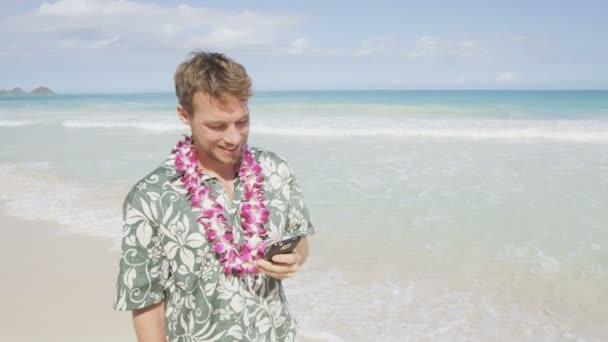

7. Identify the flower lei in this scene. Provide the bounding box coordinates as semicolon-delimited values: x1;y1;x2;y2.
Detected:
173;136;269;276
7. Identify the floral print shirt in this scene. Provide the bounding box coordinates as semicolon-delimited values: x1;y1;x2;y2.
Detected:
113;147;315;342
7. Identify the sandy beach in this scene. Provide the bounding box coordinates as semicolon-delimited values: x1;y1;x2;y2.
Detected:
1;214;135;341
0;214;326;342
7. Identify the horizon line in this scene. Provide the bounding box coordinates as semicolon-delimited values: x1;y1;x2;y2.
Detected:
5;88;607;96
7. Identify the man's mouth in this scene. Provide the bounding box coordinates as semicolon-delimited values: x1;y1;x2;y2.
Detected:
219;146;238;154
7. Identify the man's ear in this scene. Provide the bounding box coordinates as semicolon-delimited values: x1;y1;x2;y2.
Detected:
177;105;190;125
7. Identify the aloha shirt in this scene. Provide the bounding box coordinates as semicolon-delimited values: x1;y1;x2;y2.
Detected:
113;147;315;342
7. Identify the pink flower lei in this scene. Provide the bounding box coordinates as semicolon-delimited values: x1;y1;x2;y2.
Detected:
173;136;269;276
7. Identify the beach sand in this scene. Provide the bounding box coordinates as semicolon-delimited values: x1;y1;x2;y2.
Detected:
0;214;325;342
1;214;134;341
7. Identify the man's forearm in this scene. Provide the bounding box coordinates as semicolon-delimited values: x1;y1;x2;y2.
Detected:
295;237;309;266
132;301;166;342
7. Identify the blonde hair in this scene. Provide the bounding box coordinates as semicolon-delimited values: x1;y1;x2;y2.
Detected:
174;51;253;115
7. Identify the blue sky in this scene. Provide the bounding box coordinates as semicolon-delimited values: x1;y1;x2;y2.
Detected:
1;0;607;92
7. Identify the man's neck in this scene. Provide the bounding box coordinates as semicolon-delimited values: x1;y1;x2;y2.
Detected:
205;165;237;183
194;149;237;182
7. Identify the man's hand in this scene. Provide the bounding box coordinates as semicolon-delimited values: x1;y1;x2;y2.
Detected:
256;237;309;280
256;251;302;280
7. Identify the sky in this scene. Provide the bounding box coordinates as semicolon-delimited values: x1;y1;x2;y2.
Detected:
1;0;607;92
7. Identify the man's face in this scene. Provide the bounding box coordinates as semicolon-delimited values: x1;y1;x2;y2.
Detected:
179;93;250;168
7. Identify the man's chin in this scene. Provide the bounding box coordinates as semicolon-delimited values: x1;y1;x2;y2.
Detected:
213;151;242;166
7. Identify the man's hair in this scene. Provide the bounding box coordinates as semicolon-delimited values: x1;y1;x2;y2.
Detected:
174;51;253;115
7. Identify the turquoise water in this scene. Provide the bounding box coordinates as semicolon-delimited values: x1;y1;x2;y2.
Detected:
1;90;608;118
1;91;607;340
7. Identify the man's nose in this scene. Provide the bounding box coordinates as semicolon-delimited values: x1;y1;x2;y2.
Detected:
224;125;241;146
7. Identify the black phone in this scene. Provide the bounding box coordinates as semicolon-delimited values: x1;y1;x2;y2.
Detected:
263;235;303;261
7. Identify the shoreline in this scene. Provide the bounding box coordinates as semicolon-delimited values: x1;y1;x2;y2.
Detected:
3;204;605;340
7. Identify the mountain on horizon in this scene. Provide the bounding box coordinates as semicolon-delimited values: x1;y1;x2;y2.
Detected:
0;87;56;95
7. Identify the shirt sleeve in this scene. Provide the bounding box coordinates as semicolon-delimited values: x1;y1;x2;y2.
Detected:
285;174;316;238
113;184;169;311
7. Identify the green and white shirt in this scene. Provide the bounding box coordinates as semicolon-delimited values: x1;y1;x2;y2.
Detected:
114;147;315;342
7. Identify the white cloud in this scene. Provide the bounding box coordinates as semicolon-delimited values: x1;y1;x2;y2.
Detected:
355;46;387;56
345;32;556;66
1;0;300;52
405;35;485;62
497;71;517;83
287;38;312;55
280;37;345;56
399;33;554;65
354;36;397;57
451;76;466;84
38;0;143;16
185;11;298;50
93;36;121;49
503;33;552;48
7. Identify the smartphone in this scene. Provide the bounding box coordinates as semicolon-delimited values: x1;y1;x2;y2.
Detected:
263;235;303;261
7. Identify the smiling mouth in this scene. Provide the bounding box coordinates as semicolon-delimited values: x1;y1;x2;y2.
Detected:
219;146;238;154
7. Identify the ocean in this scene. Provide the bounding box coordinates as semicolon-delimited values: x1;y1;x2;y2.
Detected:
1;91;607;340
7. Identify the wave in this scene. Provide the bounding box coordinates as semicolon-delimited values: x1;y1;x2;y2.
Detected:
0;119;596;143
0;163;123;244
0;120;37;127
253;103;482;115
62;119;186;132
253;126;608;143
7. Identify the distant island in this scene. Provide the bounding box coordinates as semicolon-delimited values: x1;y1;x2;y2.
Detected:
0;87;56;96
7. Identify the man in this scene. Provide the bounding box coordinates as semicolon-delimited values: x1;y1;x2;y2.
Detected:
114;51;315;342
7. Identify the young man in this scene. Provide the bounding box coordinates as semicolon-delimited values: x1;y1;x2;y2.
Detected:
114;51;315;342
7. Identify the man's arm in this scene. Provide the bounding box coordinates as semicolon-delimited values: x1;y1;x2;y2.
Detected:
132;301;166;342
295;237;309;266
